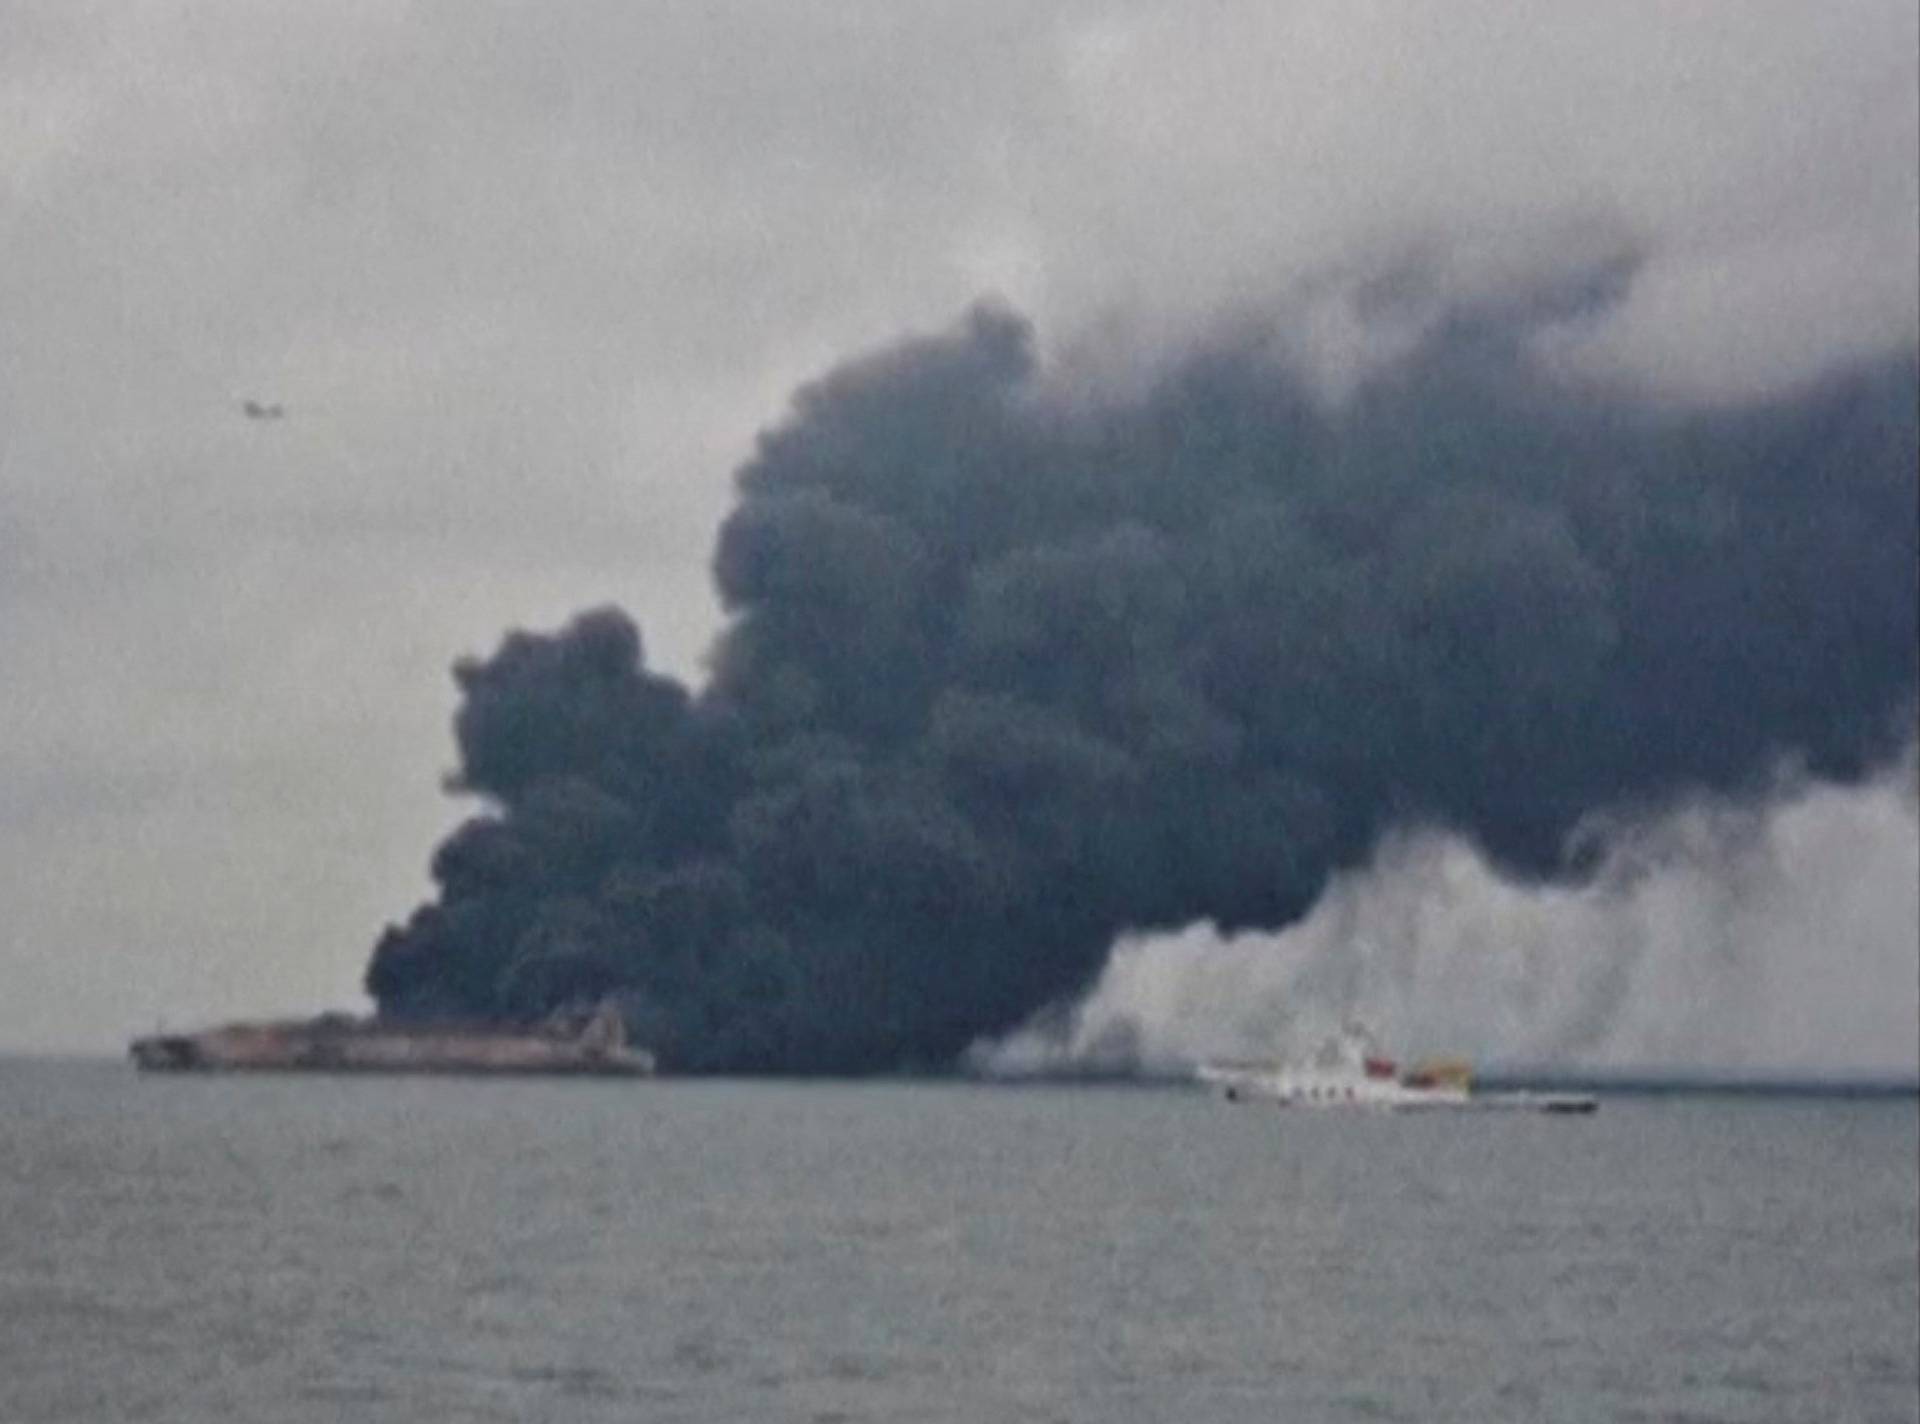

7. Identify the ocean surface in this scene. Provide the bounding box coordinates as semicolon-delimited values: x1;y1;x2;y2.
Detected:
2;1062;1914;1424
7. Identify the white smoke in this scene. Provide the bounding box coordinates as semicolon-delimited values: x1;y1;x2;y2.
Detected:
975;756;1920;1078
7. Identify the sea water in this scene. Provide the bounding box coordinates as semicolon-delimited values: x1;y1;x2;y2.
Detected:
2;1061;1914;1423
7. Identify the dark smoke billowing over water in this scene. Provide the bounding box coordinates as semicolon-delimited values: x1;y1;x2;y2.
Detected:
365;277;1918;1073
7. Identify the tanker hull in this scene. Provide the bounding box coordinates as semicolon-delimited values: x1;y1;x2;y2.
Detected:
130;1004;655;1077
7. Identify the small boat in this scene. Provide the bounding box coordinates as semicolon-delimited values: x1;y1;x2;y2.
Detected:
1197;1025;1595;1115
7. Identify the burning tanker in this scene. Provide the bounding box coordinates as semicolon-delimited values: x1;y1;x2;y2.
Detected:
356;277;1917;1075
130;1002;653;1077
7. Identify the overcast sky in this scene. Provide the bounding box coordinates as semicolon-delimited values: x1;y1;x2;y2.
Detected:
3;2;1915;1056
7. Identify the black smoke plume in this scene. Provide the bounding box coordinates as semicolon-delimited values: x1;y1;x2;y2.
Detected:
365;280;1919;1072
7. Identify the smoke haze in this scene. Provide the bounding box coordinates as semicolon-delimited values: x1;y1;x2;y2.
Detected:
364;279;1918;1073
978;758;1920;1078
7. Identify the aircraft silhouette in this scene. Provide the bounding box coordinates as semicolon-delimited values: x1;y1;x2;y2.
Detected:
240;399;286;420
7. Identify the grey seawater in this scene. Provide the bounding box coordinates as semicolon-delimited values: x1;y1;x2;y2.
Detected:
1;1062;1914;1424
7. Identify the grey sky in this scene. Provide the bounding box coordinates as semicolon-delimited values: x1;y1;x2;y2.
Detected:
3;2;1915;1054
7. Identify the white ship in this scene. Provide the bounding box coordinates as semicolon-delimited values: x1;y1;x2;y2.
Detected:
1197;1025;1595;1114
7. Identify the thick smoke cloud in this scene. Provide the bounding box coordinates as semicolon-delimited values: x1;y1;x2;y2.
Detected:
365;279;1918;1072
